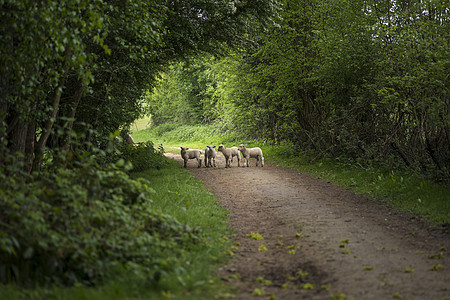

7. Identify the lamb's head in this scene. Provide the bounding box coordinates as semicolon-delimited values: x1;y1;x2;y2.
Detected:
218;144;226;152
181;147;189;155
238;144;247;151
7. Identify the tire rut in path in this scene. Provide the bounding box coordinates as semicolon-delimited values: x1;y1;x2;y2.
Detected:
168;153;450;299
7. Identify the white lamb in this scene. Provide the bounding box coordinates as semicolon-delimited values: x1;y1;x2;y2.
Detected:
180;147;202;168
229;146;241;167
238;144;264;167
204;145;217;168
218;144;240;168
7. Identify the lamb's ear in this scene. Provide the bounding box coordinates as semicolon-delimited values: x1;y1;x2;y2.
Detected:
186;148;190;150
212;146;216;148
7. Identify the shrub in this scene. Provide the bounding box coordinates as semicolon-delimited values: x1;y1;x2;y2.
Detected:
0;151;201;287
114;141;166;172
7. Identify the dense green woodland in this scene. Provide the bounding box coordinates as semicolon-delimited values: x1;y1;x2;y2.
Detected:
147;0;449;180
0;0;448;292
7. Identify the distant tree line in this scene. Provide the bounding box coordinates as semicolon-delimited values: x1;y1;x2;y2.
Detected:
146;0;449;180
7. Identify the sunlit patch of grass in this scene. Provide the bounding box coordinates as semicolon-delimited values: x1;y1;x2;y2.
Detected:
428;252;444;260
252;288;266;296
256;276;272;286
430;264;443;271
330;291;354;300
247;232;264;240
258;244;268;251
131;123;238;150
300;283;315;290
297;269;309;278
130;116;152;132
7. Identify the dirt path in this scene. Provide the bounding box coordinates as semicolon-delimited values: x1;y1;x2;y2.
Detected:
167;152;449;299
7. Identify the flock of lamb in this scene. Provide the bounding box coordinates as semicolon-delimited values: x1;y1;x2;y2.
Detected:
180;144;264;168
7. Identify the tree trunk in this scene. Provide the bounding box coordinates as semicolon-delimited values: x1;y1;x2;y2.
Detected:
32;50;71;172
9;117;27;154
0;101;8;142
23;100;37;173
25;120;36;173
62;81;84;150
33;83;65;172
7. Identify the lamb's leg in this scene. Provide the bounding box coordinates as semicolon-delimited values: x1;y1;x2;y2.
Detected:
237;156;241;167
198;158;202;168
213;157;216;167
184;158;188;168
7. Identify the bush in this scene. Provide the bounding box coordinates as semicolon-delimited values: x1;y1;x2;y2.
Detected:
0;152;201;287
114;141;166;172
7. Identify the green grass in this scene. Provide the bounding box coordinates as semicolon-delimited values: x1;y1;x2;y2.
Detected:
0;159;234;300
130;160;234;298
132;122;243;150
263;145;450;225
133;124;450;225
130;116;152;132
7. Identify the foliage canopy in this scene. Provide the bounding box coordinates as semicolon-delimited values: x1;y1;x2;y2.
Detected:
146;0;449;180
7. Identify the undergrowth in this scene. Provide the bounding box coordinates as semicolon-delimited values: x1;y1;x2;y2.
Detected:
0;129;233;299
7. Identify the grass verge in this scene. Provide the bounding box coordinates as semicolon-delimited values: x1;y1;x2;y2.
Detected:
263;145;450;225
0;159;234;300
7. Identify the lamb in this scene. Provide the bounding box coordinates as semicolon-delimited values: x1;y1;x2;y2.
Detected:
204;145;217;168
218;144;241;168
229;146;241;167
180;147;202;168
238;144;264;167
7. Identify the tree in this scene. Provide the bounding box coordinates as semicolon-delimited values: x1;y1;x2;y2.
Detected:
0;0;280;172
